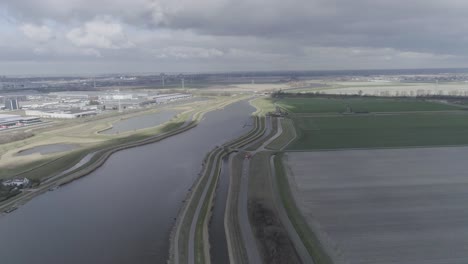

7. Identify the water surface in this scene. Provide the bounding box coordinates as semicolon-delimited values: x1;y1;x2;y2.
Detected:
209;156;230;264
16;143;78;156
0;100;254;264
101;110;178;134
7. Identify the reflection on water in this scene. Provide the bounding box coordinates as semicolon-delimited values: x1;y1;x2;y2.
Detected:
16;143;78;156
101;110;179;134
0;100;254;264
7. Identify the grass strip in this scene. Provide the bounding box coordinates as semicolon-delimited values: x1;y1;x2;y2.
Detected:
274;154;333;264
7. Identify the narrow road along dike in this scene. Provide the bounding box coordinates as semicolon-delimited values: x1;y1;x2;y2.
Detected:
269;155;314;264
238;158;263;264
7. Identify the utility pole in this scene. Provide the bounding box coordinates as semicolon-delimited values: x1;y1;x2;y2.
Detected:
160;73;165;88
118;89;122;113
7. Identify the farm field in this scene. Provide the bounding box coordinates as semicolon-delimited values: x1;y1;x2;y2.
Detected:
274;97;463;114
285;148;468;264
288;112;468;150
315;82;468;97
267;96;468;150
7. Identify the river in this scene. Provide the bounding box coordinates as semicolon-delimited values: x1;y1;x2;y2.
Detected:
0;100;254;264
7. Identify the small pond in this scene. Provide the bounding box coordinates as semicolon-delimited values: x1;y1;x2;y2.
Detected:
101;110;178;135
16;143;78;156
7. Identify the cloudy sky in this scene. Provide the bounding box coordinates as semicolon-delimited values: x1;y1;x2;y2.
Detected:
1;0;468;75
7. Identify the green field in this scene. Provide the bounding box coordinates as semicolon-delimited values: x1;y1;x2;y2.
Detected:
275;97;464;113
288;112;468;150
267;118;296;150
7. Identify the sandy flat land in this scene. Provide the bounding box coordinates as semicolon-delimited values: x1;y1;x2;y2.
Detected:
199;83;289;93
318;82;468;96
285;148;468;264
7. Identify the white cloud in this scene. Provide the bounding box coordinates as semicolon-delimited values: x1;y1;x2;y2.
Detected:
154;46;224;59
66;17;133;49
19;23;53;42
4;0;468;74
81;48;102;57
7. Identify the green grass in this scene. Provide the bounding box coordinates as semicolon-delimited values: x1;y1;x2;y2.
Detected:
195;152;223;264
174;110;262;264
248;152;273;200
177;148;220;264
274;154;333;264
245;116;271;151
250;97;276;115
0;149;91;181
267;118;296;150
225;154;249;264
289;112;468;150
275;97;464;113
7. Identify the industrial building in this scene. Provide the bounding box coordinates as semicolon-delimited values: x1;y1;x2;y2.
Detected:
101;93;134;100
152;93;192;104
25;109;97;119
0;114;41;129
4;98;19;110
2;178;30;188
50;92;91;99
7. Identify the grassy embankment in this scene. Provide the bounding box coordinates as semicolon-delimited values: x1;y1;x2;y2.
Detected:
243;97;278;150
195;148;224;264
273;154;333;264
173;106;268;264
224;153;248;264
248;152;302;264
250;95;468;263
246;96;334;263
57;96;249;187
194;114;273;264
266;118;296;150
0;97;235;181
0;110;190;181
175;119;258;264
245;117;277;151
189;97;280;264
0;97;221;177
0;96;247;206
250;97;276;115
0;113;166;178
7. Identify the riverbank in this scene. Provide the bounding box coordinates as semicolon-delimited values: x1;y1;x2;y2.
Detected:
169;95;285;264
169;102;267;264
0;97;216;180
0;95;249;213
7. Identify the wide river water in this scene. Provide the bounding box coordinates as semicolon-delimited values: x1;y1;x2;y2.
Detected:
0;100;254;264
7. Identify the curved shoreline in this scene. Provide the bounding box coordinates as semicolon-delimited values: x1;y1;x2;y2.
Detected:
169;98;272;264
0;96;247;214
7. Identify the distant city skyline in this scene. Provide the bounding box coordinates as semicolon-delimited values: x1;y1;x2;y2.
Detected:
2;0;468;75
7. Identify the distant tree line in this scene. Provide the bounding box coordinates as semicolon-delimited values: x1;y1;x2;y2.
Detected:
270;90;468;105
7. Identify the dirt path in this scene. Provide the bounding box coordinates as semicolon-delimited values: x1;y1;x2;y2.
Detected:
234;117;285;263
269;155;314;264
256;117;283;152
238;158;263;264
187;149;220;264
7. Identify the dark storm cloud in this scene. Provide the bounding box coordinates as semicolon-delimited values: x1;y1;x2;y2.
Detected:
3;0;468;52
2;0;468;74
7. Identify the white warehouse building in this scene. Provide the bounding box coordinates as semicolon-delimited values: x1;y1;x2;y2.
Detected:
153;93;192;104
25;109;97;119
